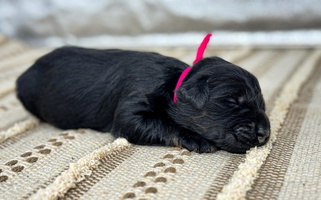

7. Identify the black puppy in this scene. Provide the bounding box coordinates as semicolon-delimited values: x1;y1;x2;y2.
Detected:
16;46;270;153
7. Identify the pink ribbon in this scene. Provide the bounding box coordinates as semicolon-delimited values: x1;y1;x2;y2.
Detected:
173;33;212;103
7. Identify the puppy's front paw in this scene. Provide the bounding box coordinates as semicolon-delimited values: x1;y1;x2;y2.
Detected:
179;134;216;153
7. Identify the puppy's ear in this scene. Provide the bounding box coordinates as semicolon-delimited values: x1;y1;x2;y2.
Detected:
179;79;209;109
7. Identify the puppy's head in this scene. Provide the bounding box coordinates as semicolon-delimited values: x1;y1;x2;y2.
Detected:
173;56;270;153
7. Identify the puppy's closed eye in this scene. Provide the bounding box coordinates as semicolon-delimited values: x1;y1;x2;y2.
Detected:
226;97;237;104
225;95;245;106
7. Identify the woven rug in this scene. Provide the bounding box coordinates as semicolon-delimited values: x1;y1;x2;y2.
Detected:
0;35;321;200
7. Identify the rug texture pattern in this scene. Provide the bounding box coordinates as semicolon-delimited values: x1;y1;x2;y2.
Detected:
0;35;321;200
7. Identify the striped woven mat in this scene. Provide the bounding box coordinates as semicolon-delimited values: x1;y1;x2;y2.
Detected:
0;35;321;200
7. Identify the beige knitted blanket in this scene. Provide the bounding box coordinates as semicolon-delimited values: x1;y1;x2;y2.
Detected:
0;35;321;200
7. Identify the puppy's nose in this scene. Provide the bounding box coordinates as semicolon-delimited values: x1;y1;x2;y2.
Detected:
257;126;270;144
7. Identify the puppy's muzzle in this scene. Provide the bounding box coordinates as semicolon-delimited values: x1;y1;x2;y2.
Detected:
234;116;270;147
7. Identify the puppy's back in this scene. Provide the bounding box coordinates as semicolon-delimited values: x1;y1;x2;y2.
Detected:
16;46;122;130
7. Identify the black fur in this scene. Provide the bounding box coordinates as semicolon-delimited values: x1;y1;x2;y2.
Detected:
16;46;270;153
